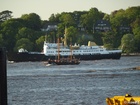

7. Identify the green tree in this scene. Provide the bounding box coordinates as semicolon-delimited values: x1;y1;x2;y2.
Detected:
16;27;44;46
133;27;140;37
0;34;4;47
77;34;93;45
60;13;75;27
121;34;135;54
80;14;89;31
125;6;140;23
0;18;23;51
36;36;45;51
132;17;140;26
92;32;103;45
16;27;32;40
88;8;101;23
103;14;110;21
79;8;103;33
133;27;140;52
102;31;116;49
14;38;33;51
45;34;52;42
65;26;77;44
0;10;12;22
49;13;60;22
21;13;41;30
110;9;128;31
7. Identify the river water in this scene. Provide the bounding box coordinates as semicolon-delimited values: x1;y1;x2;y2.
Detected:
7;56;140;105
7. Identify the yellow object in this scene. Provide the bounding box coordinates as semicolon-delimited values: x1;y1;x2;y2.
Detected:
88;41;97;46
106;94;140;105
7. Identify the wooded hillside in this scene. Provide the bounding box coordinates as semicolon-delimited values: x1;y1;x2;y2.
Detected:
0;6;140;54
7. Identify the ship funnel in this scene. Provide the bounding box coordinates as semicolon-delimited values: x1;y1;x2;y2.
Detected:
88;41;97;46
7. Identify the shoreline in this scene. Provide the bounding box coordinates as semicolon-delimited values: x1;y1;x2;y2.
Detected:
121;53;140;56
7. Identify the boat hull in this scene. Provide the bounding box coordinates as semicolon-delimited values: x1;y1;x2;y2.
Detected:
7;52;46;62
48;58;80;65
7;52;121;62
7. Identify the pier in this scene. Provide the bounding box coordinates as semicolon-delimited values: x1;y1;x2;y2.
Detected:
0;48;7;105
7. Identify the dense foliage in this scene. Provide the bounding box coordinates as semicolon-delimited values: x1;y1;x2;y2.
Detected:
0;6;140;54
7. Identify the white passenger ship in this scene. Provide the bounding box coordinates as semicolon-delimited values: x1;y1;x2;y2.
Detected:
7;41;122;62
43;41;122;60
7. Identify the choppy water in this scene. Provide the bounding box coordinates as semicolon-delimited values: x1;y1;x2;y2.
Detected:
7;56;140;105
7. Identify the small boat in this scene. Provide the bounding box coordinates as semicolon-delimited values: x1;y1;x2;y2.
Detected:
43;61;52;66
46;63;51;66
47;38;80;65
106;94;140;105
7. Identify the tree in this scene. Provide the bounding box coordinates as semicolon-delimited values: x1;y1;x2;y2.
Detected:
16;27;44;43
79;8;103;33
49;13;60;22
120;34;135;54
14;38;33;51
110;9;128;31
77;34;93;45
21;13;41;30
92;32;103;45
133;27;140;37
0;34;4;47
60;13;75;27
102;31;116;49
125;6;140;23
17;27;46;51
56;23;65;38
133;27;140;52
16;27;32;40
0;18;23;51
103;14;110;21
0;10;12;22
80;14;89;31
88;8;101;23
65;26;77;44
132;17;140;26
36;36;45;51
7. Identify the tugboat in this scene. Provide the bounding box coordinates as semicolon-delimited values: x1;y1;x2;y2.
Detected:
47;38;80;65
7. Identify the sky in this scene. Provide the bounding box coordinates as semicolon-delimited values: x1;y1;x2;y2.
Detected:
0;0;140;20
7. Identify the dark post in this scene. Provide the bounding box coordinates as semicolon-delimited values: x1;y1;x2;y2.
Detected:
0;48;7;105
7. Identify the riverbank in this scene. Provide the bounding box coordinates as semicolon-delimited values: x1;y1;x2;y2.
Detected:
121;53;140;56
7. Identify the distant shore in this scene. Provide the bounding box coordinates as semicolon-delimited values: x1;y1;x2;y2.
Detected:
121;53;140;56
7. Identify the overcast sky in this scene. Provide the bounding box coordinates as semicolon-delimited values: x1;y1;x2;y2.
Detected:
0;0;140;20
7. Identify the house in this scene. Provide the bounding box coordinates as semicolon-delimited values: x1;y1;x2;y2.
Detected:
93;20;111;32
41;22;58;32
77;24;85;31
119;25;131;33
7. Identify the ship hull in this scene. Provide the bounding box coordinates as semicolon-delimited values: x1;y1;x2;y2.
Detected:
7;52;121;62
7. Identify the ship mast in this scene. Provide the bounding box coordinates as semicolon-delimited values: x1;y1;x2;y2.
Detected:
70;38;73;60
57;38;60;60
70;44;72;60
64;27;67;47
